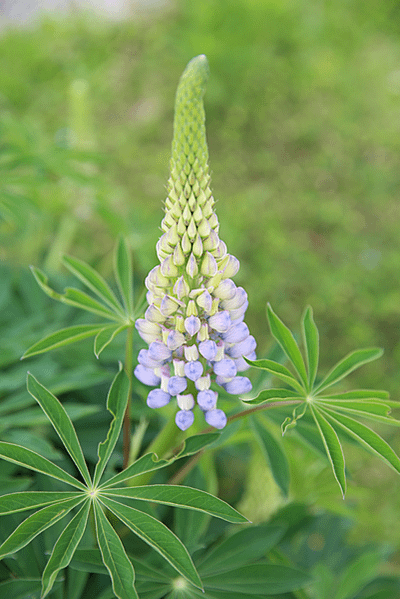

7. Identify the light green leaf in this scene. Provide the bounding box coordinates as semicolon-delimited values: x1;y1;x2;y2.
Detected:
310;406;346;497
101;485;247;523
94;325;128;358
114;236;134;315
267;304;308;390
244;357;305;394
242;388;302;405
41;499;91;598
313;348;383;395
281;403;308;435
320;407;400;475
22;324;106;358
197;523;286;576
319;389;389;401
100;433;220;489
301;306;319;389
93;368;130;487
63;287;121;321
27;373;91;487
99;496;203;590
0;496;85;560
0;491;82;515
0;442;87;490
93;501;138;599
251;417;290;497
63;255;124;316
315;400;400;427
202;563;310;594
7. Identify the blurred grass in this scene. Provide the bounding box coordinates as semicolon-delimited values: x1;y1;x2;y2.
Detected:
1;0;400;551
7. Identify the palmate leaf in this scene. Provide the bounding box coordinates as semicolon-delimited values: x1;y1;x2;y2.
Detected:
99;496;203;590
242;387;302;406
267;304;308;390
100;485;247;523
315;399;400;427
93;501;138;599
310;406;346;498
41;500;91;599
301;306;319;389
313;347;383;395
0;491;82;515
244;357;305;395
27;373;92;487
22;324;107;358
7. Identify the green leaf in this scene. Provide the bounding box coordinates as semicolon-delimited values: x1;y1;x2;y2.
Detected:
63;287;121;321
310;406;346;497
0;442;87;490
22;324;106;358
114;236;134;315
93;368;130;487
0;491;82;515
41;499;91;598
251;417;290;497
320;407;400;475
244;358;305;395
242;388;302;405
94;325;128;358
63;255;124;316
319;389;389;401
197;523;286;576
281;403;308;435
202;563;310;594
99;496;203;590
267;304;308;390
0;496;85;560
101;485;247;523
93;501;138;599
313;348;383;395
301;306;319;388
100;433;220;489
316;399;397;422
27;373;91;487
0;578;42;599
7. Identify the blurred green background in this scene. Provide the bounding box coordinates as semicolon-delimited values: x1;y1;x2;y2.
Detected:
1;0;400;582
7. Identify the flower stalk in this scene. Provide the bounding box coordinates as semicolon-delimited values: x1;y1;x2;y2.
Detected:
135;55;256;432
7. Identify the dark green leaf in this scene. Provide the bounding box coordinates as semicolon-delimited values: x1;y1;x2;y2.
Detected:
94;325;128;358
27;373;91;487
93;501;138;599
63;287;121;320
99;496;203;590
114;236;134;315
320;389;389;401
0;578;42;599
244;358;305;394
198;523;286;575
0;442;87;490
251;417;290;496
301;306;319;389
310;406;346;497
314;348;383;394
0;496;85;560
267;304;308;389
0;491;82;515
242;388;302;405
22;324;106;358
93;368;130;487
320;407;400;475
202;563;310;594
101;485;247;523
41;499;91;598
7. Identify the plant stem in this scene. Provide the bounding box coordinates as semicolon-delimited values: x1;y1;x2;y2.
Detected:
123;326;134;469
169;399;302;484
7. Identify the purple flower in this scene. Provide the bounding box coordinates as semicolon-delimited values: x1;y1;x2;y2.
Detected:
184;361;203;381
138;349;162;369
226;335;257;359
205;409;227;429
167;376;187;396
185;315;201;336
212;358;237;378
199;339;218;360
147;389;171;408
208;311;231;333
175;410;195;431
222;376;252;395
134;365;161;387
221;322;249;344
197;390;217;411
148;341;172;363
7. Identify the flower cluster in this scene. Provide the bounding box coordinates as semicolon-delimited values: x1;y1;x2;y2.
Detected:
134;56;256;431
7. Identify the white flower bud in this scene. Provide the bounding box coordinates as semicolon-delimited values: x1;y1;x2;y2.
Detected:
198;217;211;237
161;256;179;277
173;243;185;266
184;345;199;361
181;232;191;254
192;233;203;257
200;251;218;276
173;276;190;299
177;394;195;411
186;253;199;278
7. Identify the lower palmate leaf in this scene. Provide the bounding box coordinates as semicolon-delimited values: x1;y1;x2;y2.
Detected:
0;371;246;599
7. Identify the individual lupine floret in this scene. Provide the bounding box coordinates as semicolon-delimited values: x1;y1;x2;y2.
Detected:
134;55;256;431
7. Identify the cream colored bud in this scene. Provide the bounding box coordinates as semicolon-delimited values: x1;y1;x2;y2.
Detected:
173;276;190;299
177;215;186;236
161;256;179;277
219;254;240;278
175;314;186;333
200;251;218;277
182;203;191;224
145;305;166;323
203;229;219;251
192;233;203;257
182;232;191;254
173;359;185;377
188;191;196;210
186;299;198;317
212;240;227;259
186;253;199;278
187;217;197;242
197;323;209;341
193;204;203;223
184;345;199;361
160;295;180;316
165;223;179;246
173;243;185;266
197;217;211;238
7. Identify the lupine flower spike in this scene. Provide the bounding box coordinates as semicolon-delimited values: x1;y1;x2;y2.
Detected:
135;55;256;431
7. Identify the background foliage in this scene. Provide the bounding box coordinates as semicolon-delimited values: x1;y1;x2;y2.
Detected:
1;0;400;596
